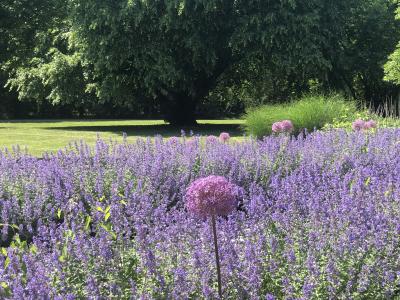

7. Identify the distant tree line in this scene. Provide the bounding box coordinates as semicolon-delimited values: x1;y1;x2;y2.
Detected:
1;0;400;124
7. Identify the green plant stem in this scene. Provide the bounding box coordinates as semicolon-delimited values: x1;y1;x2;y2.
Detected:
211;214;222;299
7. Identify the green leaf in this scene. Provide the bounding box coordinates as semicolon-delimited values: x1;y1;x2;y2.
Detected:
85;215;92;230
1;248;7;256
104;212;111;221
64;229;74;239
4;257;10;269
100;223;116;239
0;282;8;289
14;235;21;244
365;177;371;186
57;208;62;219
100;223;110;232
104;205;111;214
30;244;38;255
96;206;103;212
21;241;27;250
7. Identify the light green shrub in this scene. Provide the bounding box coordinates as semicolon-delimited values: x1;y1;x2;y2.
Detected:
244;94;357;138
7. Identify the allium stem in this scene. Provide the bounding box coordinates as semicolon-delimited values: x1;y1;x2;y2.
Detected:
211;214;222;299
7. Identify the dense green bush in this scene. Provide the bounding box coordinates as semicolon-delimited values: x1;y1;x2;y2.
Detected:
244;94;357;138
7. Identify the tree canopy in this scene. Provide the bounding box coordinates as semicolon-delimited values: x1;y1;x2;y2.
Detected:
1;0;399;123
69;0;338;124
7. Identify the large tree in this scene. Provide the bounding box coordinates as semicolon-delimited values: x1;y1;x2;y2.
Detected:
3;0;399;122
69;0;337;125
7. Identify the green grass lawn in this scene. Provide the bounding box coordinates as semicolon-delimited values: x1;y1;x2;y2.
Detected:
0;119;245;156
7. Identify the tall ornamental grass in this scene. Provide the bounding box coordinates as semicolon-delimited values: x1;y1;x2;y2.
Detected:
0;131;399;299
245;94;356;137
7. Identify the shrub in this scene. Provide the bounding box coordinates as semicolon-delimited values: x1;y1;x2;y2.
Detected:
244;94;356;138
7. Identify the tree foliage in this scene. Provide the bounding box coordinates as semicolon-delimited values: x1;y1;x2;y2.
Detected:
1;0;399;122
384;1;400;85
69;0;341;124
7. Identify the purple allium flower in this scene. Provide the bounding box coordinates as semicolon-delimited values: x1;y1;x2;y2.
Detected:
352;119;365;131
206;135;218;143
272;121;283;133
272;120;293;133
219;132;230;143
280;120;294;133
185;175;240;218
364;120;377;130
185;175;240;298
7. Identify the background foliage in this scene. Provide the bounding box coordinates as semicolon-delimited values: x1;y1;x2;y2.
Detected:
1;0;400;122
385;1;400;85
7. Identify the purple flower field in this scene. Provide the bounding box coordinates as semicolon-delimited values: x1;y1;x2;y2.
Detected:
0;130;399;299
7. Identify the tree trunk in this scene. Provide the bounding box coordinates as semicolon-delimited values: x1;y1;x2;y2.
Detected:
159;89;198;126
158;71;225;126
166;96;198;126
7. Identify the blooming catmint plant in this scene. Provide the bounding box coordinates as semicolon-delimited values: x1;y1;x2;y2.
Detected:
219;132;230;143
185;175;240;298
272;120;294;133
0;131;399;298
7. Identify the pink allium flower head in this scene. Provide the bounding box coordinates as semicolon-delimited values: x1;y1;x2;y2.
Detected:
272;120;293;133
272;122;283;133
219;132;230;143
352;119;365;131
169;136;180;144
185;175;240;218
280;120;294;133
364;120;377;130
206;135;218;143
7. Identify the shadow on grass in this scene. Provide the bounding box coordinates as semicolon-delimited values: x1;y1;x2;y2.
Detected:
0;119;83;124
45;123;245;138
